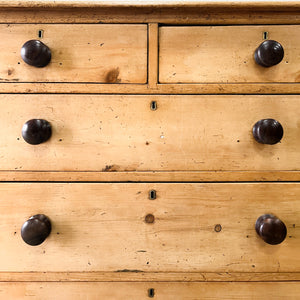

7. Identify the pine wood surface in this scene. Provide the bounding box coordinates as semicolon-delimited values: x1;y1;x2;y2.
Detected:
159;25;300;84
0;94;298;172
0;183;299;273
0;24;147;83
0;282;299;299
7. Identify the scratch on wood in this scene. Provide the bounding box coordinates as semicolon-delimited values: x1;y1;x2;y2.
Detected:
116;269;144;273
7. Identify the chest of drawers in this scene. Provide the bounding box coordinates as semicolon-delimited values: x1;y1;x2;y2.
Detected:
0;1;299;299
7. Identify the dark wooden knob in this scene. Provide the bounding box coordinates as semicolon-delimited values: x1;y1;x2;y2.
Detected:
252;119;283;145
254;40;284;67
22;119;52;145
21;40;51;67
21;214;51;246
255;214;287;245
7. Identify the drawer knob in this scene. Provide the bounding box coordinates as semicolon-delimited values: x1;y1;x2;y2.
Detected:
21;40;51;67
252;119;283;145
22;119;52;145
255;214;287;245
21;214;51;246
254;40;284;67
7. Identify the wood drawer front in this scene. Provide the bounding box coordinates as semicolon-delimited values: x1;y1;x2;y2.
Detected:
159;25;300;83
0;24;147;83
0;183;299;272
0;282;299;300
1;94;299;172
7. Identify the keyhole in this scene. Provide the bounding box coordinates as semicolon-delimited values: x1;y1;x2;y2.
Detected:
38;30;44;38
149;190;156;200
148;288;155;298
263;31;268;40
150;101;157;111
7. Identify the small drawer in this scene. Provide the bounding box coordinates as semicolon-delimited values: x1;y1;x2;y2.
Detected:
0;183;299;272
0;24;147;83
159;25;300;83
0;282;299;299
0;94;299;172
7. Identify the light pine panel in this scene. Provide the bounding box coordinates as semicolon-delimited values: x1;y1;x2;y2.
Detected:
0;24;147;83
159;25;300;83
0;183;299;272
0;282;300;300
0;95;299;172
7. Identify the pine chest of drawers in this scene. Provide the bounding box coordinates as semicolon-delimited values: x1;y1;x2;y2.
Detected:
0;1;299;299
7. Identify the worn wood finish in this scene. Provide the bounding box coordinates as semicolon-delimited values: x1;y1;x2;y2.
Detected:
1;271;300;282
0;94;299;172
159;25;300;84
0;24;147;83
2;82;300;94
0;8;300;25
0;183;299;272
1;1;300;9
0;282;300;299
0;171;299;182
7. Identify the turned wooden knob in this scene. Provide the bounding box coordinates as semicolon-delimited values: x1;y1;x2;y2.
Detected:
22;119;52;145
254;40;284;67
255;214;287;245
21;214;51;246
21;40;51;67
252;119;283;145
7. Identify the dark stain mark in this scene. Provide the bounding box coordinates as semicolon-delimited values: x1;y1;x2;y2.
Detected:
105;68;120;83
293;224;296;228
100;43;104;46
137;250;147;253
136;191;142;194
252;265;255;268
246;235;249;238
237;140;240;143
59;139;63;142
56;232;60;235
145;141;150;145
7;69;13;76
0;78;19;82
17;138;20;140
14;232;17;235
17;62;21;64
116;269;144;273
43;250;46;254
146;262;149;264
88;261;91;265
214;224;222;232
102;164;120;172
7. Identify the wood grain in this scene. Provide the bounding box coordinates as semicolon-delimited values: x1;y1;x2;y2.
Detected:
0;183;299;272
0;171;299;182
159;25;300;83
0;8;299;25
0;24;147;83
1;271;300;282
0;94;299;172
0;282;300;299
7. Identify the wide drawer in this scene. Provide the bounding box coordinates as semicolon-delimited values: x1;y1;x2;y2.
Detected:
1;94;299;172
0;282;299;300
0;183;299;272
0;24;147;83
159;25;300;83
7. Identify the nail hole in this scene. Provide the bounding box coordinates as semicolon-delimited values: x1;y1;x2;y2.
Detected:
148;288;155;298
214;224;222;232
150;101;157;111
263;31;268;40
149;190;156;200
145;214;155;224
38;30;44;38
